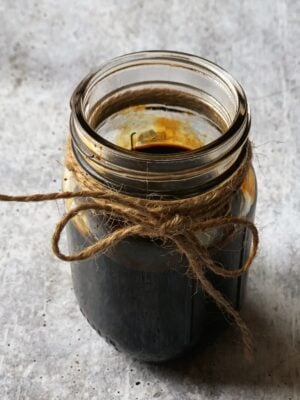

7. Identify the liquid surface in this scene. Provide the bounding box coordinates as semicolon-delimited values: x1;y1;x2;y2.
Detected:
133;143;191;154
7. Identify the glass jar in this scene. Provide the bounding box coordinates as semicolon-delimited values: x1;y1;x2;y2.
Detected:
64;51;257;362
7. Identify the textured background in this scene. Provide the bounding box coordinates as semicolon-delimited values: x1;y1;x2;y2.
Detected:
0;0;299;399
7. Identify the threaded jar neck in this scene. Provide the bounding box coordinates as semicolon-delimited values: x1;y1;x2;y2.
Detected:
69;51;250;198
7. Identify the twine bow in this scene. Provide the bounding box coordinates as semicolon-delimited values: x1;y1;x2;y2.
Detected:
0;140;258;361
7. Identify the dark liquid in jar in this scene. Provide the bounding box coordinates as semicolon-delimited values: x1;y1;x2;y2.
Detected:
68;144;256;362
133;143;191;154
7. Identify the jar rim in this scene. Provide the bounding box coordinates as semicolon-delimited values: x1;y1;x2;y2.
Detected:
70;50;249;162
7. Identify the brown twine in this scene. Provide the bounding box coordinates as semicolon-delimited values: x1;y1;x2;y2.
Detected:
0;140;258;361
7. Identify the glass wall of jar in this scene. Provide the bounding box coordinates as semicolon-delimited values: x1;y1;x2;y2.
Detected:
64;51;257;362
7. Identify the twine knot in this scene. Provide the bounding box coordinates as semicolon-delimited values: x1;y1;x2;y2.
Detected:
157;214;193;237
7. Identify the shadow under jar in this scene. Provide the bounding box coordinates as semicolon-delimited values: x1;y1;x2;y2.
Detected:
64;51;257;362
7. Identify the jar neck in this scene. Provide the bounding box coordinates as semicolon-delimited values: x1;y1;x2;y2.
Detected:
69;51;250;199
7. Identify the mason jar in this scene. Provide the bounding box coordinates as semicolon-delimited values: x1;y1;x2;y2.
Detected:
63;51;257;362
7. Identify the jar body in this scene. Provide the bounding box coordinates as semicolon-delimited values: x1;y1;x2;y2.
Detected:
65;51;257;362
64;166;256;362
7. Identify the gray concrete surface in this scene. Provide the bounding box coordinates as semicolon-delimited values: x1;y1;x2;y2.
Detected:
0;0;299;399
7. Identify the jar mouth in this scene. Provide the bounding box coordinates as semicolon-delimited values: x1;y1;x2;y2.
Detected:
69;51;250;197
70;50;249;161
